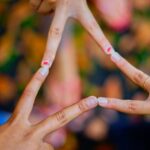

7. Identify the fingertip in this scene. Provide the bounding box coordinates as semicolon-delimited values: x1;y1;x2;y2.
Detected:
97;97;108;107
85;96;98;108
88;96;97;101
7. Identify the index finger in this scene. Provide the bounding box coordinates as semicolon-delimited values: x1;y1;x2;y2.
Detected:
98;97;150;115
77;2;114;55
13;67;49;119
76;3;150;91
110;52;150;91
34;96;98;137
41;1;68;69
30;0;42;10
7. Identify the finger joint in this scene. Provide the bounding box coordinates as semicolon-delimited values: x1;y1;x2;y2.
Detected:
34;74;43;83
78;101;88;112
50;27;61;38
128;101;137;113
23;89;34;98
133;70;145;84
56;111;67;125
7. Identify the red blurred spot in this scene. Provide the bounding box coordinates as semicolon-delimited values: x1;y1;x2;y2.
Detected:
43;61;49;65
107;47;112;53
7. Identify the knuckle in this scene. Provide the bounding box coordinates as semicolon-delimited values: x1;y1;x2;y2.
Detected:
29;0;36;7
30;0;41;9
147;78;150;91
143;76;150;91
56;111;67;125
23;89;34;98
34;74;43;82
127;101;137;113
50;27;61;38
78;101;88;112
133;70;144;83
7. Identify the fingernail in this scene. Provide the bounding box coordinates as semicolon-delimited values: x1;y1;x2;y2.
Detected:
41;60;51;68
105;47;115;55
86;96;98;108
39;67;49;76
111;51;121;63
98;97;108;106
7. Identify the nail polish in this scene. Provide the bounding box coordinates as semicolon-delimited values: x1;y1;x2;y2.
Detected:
41;60;51;68
105;47;115;55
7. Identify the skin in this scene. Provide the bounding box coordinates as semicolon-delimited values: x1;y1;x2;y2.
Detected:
2;1;148;149
0;1;106;149
0;66;98;150
30;0;150;115
30;0;114;69
98;54;150;115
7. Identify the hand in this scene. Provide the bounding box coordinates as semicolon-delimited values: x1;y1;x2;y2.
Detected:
0;66;98;150
98;52;150;115
29;0;150;115
30;0;120;70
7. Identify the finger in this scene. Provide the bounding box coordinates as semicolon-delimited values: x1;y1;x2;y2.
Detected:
77;3;150;90
41;2;68;69
76;3;150;91
145;77;150;91
37;0;55;14
34;96;98;137
40;143;53;150
109;51;150;91
98;97;150;115
30;0;42;10
77;2;114;55
13;67;49;119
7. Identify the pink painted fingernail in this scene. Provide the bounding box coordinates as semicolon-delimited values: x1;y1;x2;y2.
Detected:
86;96;98;108
103;46;115;55
105;47;115;55
107;47;112;53
39;67;49;76
98;97;108;106
111;51;121;63
41;60;51;68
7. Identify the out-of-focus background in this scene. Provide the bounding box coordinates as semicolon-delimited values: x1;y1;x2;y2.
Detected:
0;0;150;150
